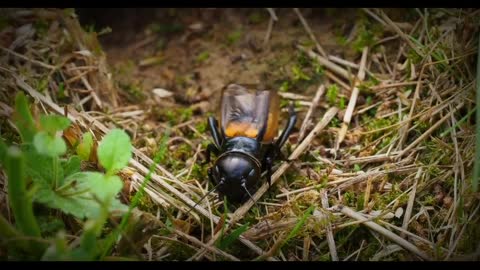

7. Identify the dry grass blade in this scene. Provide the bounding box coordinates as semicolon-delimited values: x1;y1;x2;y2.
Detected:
320;190;338;261
334;205;431;261
297;45;350;81
1;46;56;70
401;168;422;238
377;9;424;58
298;85;325;141
294;8;327;57
398;101;464;158
335;46;368;153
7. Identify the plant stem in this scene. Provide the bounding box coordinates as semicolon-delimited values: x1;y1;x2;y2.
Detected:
473;33;480;192
5;146;46;256
53;156;59;189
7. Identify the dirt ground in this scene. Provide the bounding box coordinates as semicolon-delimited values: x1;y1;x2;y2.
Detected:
79;8;360;110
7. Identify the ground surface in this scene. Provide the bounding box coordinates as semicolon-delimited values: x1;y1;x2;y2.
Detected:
1;8;479;261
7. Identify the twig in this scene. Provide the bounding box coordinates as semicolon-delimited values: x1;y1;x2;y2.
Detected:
173;227;240;261
266;8;278;21
401;168;422;238
320;190;338;261
263;16;274;47
334;205;431;261
277;170;383;198
303;235;311;261
278;92;310;100
297;45;350;81
328;55;360;70
398;101;464;158
362;8;388;27
335;47;369;152
254;231;288;261
0;46;55;69
325;71;351;91
293;8;327;57
263;8;277;47
298;85;325;141
377;9;425;58
379;220;449;253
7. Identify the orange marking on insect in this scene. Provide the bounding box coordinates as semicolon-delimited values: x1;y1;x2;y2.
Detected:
225;121;258;138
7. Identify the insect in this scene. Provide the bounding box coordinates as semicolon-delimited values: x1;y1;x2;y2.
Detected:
199;83;297;206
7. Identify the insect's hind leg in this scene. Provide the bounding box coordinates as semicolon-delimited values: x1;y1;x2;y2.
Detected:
275;103;297;149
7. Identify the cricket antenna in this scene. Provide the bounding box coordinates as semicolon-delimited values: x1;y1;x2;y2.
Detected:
186;183;220;216
241;181;258;209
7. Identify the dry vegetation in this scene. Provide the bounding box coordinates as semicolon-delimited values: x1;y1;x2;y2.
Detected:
0;8;479;261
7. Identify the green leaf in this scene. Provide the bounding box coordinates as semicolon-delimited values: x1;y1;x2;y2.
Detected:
23;144;63;187
34;131;67;157
0;138;7;165
216;222;250;250
13;92;36;143
63;155;81;178
76;132;94;161
284;205;315;245
40;115;71;135
38;216;66;237
35;172;127;219
354;164;361;172
97;129;132;175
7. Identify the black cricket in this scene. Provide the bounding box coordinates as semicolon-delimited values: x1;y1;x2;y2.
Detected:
202;95;297;205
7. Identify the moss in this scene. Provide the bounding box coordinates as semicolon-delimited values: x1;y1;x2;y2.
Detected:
136;194;156;212
154;107;194;126
189;163;208;181
119;82;146;103
328;116;341;128
226;29;243;46
423;194;436;206
326;84;339;106
352;26;375;52
279;81;291;92
248;11;265;24
34;20;49;37
343;191;357;207
35;77;49;93
291;65;311;82
150;22;184;35
407;49;422;65
195;121;207;134
196;51;210;64
165;240;197;260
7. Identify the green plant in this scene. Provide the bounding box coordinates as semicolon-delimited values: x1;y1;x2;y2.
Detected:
326;84;339;106
0;92;134;260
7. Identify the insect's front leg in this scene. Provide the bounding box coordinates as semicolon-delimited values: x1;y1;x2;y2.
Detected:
203;143;220;165
275;103;298;149
207;167;217;185
265;155;273;188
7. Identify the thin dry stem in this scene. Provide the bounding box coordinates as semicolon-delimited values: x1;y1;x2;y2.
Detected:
334;205;431;261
